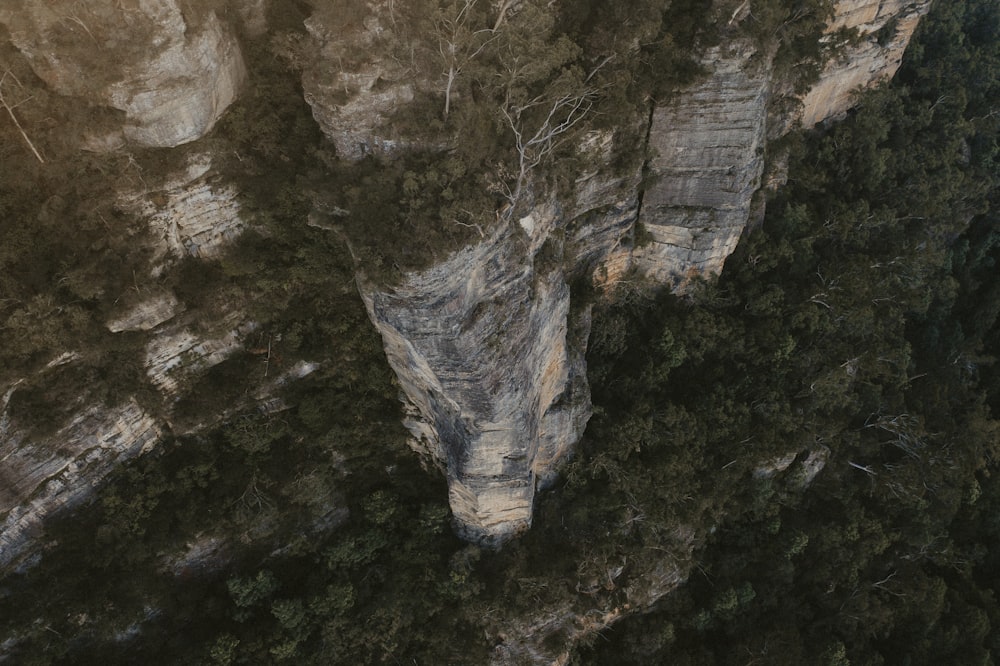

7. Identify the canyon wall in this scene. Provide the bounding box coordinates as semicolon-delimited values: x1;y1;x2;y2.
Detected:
800;0;934;127
634;41;771;288
0;0;931;588
321;0;932;545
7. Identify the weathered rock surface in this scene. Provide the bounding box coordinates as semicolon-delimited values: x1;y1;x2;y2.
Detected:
144;313;256;396
343;0;928;545
635;42;771;288
799;0;933;127
301;0;416;160
118;154;246;277
360;211;589;544
359;133;638;542
0;0;245;148
107;291;182;332
0;395;161;569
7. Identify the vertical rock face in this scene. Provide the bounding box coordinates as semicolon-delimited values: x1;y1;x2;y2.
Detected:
635;43;771;288
799;0;933;127
357;127;639;543
0;0;246;148
360;205;604;544
335;0;930;544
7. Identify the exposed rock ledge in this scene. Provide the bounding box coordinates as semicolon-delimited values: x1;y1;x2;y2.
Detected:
0;0;246;148
799;0;933;127
0;396;161;569
635;41;771;288
359;209;594;545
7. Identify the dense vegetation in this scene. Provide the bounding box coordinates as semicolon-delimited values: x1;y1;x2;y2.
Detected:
579;0;1000;662
1;0;998;664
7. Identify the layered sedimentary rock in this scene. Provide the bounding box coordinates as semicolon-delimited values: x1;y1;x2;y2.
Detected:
0;0;245;148
107;291;182;332
0;395;161;569
355;120;639;543
799;0;934;127
360;209;593;544
635;42;771;287
329;0;929;543
121;154;246;271
144;314;256;396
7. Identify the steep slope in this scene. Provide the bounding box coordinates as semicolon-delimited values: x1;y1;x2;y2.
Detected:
300;0;933;544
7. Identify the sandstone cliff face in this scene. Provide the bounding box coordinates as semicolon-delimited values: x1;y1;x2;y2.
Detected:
635;42;771;288
799;0;933;127
359;197;625;544
120;154;246;271
309;0;931;546
0;0;246;148
0;394;161;569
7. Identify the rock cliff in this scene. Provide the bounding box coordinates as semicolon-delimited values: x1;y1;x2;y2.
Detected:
0;394;162;569
0;0;247;148
0;0;930;594
799;0;933;127
330;0;930;546
354;120;639;542
634;42;771;288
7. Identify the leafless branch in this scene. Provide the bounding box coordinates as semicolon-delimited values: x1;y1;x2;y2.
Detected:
0;70;45;164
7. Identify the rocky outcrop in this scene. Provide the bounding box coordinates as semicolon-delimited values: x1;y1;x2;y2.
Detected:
635;42;771;288
0;0;246;148
301;0;416;160
120;154;246;273
0;395;161;569
342;0;930;544
360;210;591;544
799;0;933;127
107;291;182;332
358;129;638;543
144;314;256;396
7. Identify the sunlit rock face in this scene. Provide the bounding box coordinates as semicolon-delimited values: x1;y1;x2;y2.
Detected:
0;0;246;148
119;154;246;272
799;0;933;127
356;131;639;544
327;0;930;544
635;42;771;288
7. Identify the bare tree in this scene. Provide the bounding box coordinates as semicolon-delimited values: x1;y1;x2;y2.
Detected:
498;85;595;216
0;70;44;164
435;0;498;118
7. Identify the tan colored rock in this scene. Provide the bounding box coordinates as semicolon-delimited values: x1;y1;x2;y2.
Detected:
0;0;246;148
120;155;245;272
360;210;587;544
144;314;256;396
799;0;933;127
635;42;770;288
